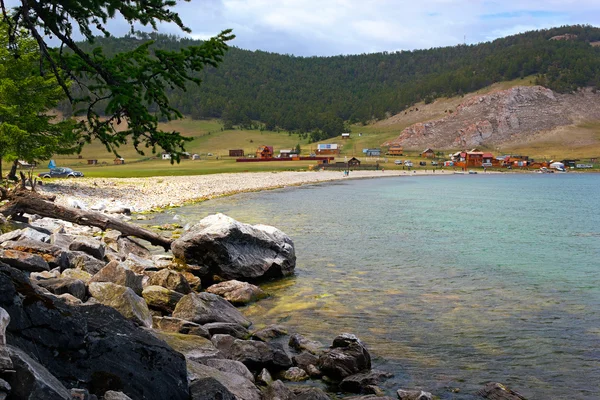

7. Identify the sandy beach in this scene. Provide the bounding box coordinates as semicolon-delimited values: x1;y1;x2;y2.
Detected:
38;169;462;212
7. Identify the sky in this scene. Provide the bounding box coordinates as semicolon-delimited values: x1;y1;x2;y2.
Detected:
6;0;600;56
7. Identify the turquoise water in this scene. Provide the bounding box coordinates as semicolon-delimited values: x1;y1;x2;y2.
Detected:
164;174;600;399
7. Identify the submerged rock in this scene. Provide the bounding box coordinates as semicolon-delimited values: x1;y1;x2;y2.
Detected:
339;370;393;394
206;280;267;305
171;213;296;281
318;334;371;380
477;382;527;400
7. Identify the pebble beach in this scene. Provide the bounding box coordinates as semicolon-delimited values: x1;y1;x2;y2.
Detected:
38;169;456;212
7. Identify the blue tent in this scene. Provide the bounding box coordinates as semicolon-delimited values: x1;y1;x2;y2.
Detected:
48;160;56;169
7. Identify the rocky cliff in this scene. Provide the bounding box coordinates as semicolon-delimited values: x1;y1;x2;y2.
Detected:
384;86;600;149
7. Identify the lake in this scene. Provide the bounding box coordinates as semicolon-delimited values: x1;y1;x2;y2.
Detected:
160;174;600;399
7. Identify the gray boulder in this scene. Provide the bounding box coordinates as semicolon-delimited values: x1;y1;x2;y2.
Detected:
206;280;267;305
0;249;50;272
211;334;237;353
103;391;133;400
6;345;72;399
0;239;68;269
476;382;527;400
171;213;296;281
262;380;295;400
293;387;331;400
318;334;371;380
201;358;255;382
256;368;273;386
396;389;433;400
289;333;324;355
118;237;150;259
50;233;74;249
148;269;191;294
155;331;222;363
282;366;309;381
69;237;105;260
339;370;393;394
152;316;210;338
35;278;87;301
122;253;155;274
0;307;12;371
0;227;50;243
252;325;288;342
90;261;144;295
203;322;250;339
225;338;292;371
66;251;106;275
293;351;319;372
88;282;152;328
142;285;184;313
172;292;251;328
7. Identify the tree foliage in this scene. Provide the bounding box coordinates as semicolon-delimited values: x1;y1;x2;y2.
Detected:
0;0;234;161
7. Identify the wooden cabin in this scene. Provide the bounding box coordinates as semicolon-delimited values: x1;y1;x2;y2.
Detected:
388;144;403;156
347;157;361;167
256;146;274;159
87;159;98;165
421;148;435;158
114;158;125;165
316;144;340;155
229;149;244;157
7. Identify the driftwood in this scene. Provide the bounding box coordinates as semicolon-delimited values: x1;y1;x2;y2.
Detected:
0;189;173;251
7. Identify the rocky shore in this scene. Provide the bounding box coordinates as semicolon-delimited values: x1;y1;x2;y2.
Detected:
37;170;455;212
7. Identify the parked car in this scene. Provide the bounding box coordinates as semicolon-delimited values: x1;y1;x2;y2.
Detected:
394;160;403;165
38;167;84;178
404;160;413;167
419;161;427;166
431;161;438;166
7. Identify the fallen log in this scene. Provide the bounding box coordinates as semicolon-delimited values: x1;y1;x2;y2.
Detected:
0;189;173;251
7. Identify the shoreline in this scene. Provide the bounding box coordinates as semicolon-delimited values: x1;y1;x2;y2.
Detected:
38;169;472;212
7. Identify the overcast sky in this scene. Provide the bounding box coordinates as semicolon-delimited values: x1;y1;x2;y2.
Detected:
7;0;600;56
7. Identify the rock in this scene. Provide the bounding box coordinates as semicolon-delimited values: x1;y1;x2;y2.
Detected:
118;237;150;259
0;264;188;400
293;351;319;371
0;227;50;243
201;358;255;382
0;249;50;272
252;325;288;342
60;268;92;283
172;292;251;328
211;334;237;353
50;233;74;249
188;360;262;400
56;293;83;305
90;261;144;295
65;251;105;275
102;230;121;252
88;282;152;328
34;278;87;301
289;333;324;355
477;382;527;400
256;368;273;386
339;370;393;394
30;268;61;281
69;237;105;260
282;366;309;381
0;378;11;400
152;316;210;338
225;338;292;371
396;389;433;400
103;391;133;400
318;334;371;380
171;213;296;281
293;387;331;400
148;269;191;294
155;331;222;362
122;253;155;274
206;280;268;305
346;396;395;400
0;307;12;371
142;285;184;313
203;322;250;339
306;364;322;378
181;271;202;291
5;345;72;399
0;239;68;269
262;380;295;400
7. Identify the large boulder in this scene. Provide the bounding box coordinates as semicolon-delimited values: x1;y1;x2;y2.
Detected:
224;338;292;371
0;264;188;400
252;325;288;342
318;334;371;381
69;237;105;260
118;237;151;259
88;282;152;328
142;285;184;313
154;331;222;363
171;213;296;281
0;227;50;244
148;269;191;294
34;277;87;301
152;316;210;338
339;370;393;394
172;292;251;328
201;358;255;382
0;239;68;269
90;261;144;295
289;333;324;355
206;280;267;305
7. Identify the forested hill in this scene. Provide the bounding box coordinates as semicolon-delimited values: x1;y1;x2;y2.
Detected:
75;25;600;140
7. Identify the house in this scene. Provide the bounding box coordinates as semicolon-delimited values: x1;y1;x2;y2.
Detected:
17;160;35;168
561;159;580;168
192;154;200;160
341;133;350;139
279;149;293;158
347;157;361;167
256;145;274;159
421;148;435;158
482;153;494;167
161;153;171;160
387;144;403;156
365;148;381;157
87;159;98;165
180;152;191;160
114;158;125;165
229;149;244;157
316;144;339;155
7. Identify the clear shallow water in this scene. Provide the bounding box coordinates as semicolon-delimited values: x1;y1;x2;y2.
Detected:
160;174;600;399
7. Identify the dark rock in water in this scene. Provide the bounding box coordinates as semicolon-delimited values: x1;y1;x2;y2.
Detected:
148;269;191;294
282;366;309;381
201;358;255;382
256;368;273;386
172;292;252;328
155;331;222;363
152;316;210;338
396;389;433;400
171;213;296;281
292;386;331;400
318;334;371;381
187;360;262;400
0;239;68;269
35;277;87;301
477;382;527;400
0;249;50;272
103;390;133;400
90;261;144;295
225;338;292;371
252;325;288;342
339;370;393;394
293;351;319;372
203;322;250;339
88;282;152;328
206;280;268;305
0;264;189;400
118;237;150;260
289;333;324;355
69;237;105;260
262;380;295;400
142;285;184;313
6;345;72;400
